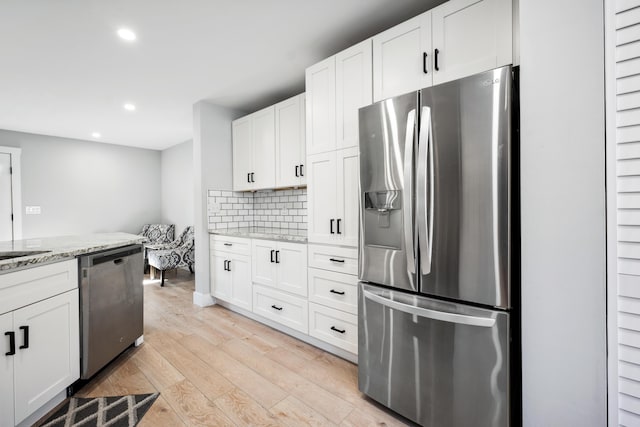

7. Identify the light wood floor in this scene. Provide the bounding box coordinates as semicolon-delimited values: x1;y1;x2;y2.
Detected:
72;269;412;426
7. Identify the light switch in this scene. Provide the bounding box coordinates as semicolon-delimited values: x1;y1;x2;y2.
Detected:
25;206;41;215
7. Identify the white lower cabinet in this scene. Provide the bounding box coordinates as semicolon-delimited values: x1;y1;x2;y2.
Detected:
0;259;79;427
309;303;358;354
252;240;308;297
253;285;308;334
210;235;252;311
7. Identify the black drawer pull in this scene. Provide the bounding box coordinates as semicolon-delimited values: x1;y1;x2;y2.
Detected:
271;305;283;311
5;331;15;356
330;289;345;295
329;258;345;263
330;326;346;334
270;249;275;263
224;243;232;246
19;326;29;350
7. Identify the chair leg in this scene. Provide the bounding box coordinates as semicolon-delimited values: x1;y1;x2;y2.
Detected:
188;264;193;274
160;269;165;287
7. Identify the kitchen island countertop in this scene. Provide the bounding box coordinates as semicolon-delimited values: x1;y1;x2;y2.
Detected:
0;232;145;273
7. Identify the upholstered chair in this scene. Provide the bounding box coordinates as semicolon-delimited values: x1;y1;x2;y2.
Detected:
147;226;195;286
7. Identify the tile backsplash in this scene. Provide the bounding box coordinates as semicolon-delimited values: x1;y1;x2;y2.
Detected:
207;189;307;230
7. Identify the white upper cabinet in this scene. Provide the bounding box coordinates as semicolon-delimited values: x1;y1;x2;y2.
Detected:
372;0;512;101
275;94;306;188
232;106;275;191
336;40;373;150
431;0;512;85
306;57;337;155
373;12;432;102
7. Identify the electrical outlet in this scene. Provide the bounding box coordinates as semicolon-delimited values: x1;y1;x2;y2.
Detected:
25;206;41;215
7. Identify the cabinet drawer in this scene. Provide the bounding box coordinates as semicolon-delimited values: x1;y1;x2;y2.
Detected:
253;285;308;334
308;303;358;354
0;259;78;315
210;235;251;256
308;244;358;275
308;268;357;315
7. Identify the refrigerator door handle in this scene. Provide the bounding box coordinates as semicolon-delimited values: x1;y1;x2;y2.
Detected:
403;109;417;274
362;289;496;328
417;106;434;274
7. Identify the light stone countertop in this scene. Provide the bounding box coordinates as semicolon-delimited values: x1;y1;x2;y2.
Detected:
209;227;307;243
0;232;145;273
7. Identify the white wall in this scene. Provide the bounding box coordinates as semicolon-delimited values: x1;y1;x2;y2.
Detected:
0;129;161;238
192;101;244;305
519;0;606;425
161;139;194;234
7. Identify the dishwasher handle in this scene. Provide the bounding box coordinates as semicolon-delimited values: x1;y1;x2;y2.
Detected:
87;245;142;266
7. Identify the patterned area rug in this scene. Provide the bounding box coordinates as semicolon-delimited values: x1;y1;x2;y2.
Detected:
39;393;159;427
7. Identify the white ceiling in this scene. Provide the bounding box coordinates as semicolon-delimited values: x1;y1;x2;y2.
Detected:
0;0;444;150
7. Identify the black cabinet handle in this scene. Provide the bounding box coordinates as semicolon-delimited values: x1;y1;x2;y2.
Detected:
227;260;231;271
275;250;280;264
434;48;440;71
223;260;227;271
329;258;345;263
19;326;29;350
250;172;255;183
300;164;304;177
224;243;232;246
270;249;275;263
423;52;428;74
330;219;335;234
330;289;345;295
5;331;15;356
271;305;283;311
247;173;251;183
330;326;346;334
336;218;342;235
295;165;299;177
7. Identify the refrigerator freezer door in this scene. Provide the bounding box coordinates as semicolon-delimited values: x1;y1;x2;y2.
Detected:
358;282;509;427
418;65;512;308
358;91;418;292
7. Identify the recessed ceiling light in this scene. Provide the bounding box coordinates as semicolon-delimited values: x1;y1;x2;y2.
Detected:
91;132;101;139
123;103;136;111
117;28;137;41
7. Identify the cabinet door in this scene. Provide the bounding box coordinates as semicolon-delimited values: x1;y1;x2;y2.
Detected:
211;252;231;301
229;254;252;311
336;40;373;150
306;57;336;155
336;147;360;248
432;0;512;85
252;106;276;190
0;312;14;427
307;152;338;244
275;94;304;188
276;242;308;297
373;11;432;102
232;115;253;192
13;290;80;425
252;240;277;288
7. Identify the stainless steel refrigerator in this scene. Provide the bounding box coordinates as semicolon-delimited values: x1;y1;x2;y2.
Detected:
358;65;516;427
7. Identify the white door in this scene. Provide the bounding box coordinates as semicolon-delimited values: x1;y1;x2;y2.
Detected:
0;153;12;242
13;290;80;425
373;11;432;102
336;40;373;150
431;0;512;85
252;106;276;190
275;94;304;188
307;152;338;244
211;253;231;301
336;147;360;248
276;242;308;297
232;116;253;192
229;254;252;311
306;57;336;155
252;240;277;288
0;312;14;427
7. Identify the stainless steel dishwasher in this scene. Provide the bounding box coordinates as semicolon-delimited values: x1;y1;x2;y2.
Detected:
78;244;143;379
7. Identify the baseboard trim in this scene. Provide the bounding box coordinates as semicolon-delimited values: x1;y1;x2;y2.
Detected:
192;291;215;307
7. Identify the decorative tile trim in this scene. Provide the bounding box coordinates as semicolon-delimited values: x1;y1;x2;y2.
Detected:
207;189;307;230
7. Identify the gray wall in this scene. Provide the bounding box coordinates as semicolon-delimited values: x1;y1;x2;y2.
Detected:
193;101;244;300
0;129;161;239
161;139;194;234
520;0;606;425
